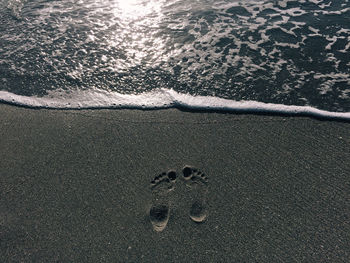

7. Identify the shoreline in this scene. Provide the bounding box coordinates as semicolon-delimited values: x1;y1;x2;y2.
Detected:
1;100;350;123
1;89;350;121
1;103;349;262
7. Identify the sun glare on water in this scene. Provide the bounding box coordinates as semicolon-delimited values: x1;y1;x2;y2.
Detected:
114;0;162;19
107;0;168;69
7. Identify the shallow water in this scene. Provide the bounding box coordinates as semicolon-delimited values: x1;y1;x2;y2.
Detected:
0;0;349;113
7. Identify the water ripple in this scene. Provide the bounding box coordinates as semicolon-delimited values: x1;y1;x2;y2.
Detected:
0;0;349;111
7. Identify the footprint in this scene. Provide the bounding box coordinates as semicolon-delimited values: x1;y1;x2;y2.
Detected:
149;170;177;232
182;165;208;223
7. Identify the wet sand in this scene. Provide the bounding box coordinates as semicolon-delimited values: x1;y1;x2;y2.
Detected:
0;104;349;262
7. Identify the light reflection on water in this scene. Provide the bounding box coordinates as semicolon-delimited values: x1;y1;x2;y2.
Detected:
115;0;162;19
0;0;221;75
110;0;167;69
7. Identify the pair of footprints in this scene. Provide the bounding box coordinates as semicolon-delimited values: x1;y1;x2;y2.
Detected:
149;166;208;232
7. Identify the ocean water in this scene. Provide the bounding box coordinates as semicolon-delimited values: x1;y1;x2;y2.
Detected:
0;0;349;118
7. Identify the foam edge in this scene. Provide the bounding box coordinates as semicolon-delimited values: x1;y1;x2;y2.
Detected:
0;89;350;120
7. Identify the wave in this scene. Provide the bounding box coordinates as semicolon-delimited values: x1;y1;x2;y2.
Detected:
0;89;350;120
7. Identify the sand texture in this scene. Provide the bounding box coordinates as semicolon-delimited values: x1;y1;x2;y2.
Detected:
0;104;349;262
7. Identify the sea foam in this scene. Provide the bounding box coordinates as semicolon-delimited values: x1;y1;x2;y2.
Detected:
1;89;350;120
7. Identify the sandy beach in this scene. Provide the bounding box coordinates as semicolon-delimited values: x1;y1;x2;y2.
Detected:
0;103;349;262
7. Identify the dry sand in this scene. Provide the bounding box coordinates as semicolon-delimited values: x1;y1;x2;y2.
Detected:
0;104;349;262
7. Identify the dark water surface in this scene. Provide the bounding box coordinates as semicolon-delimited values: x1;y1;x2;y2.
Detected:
0;0;349;112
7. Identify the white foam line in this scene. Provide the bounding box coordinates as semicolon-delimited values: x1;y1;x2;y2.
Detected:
0;89;350;120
